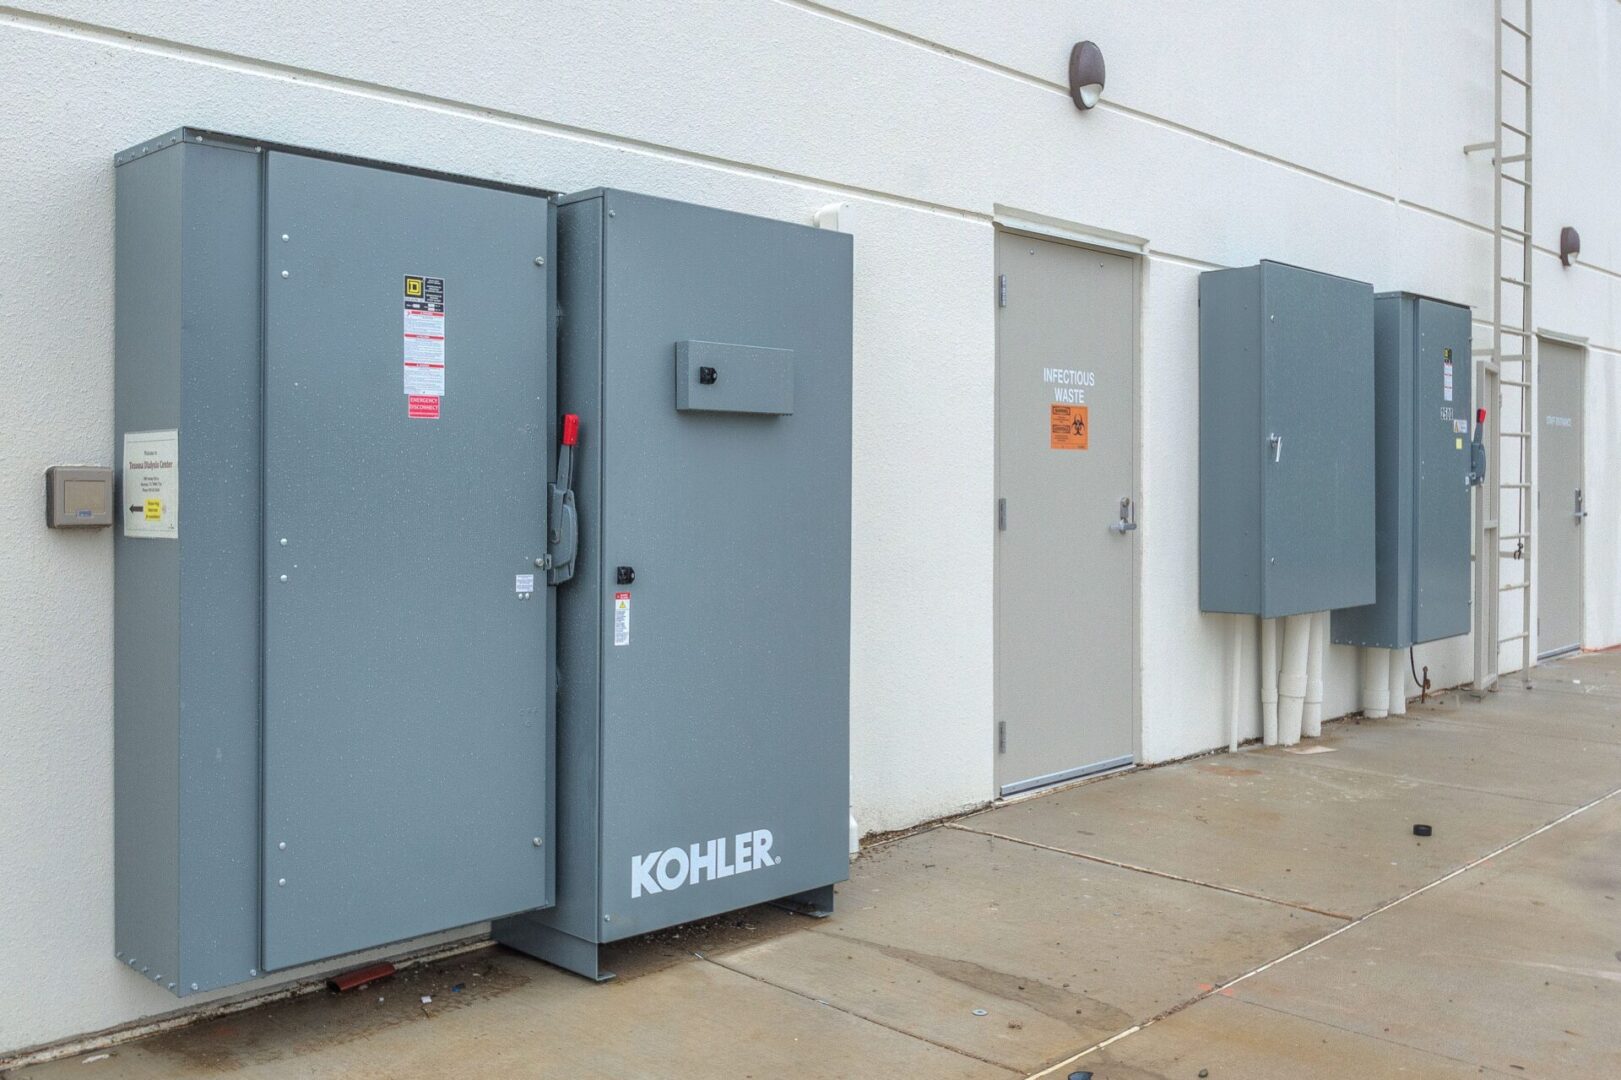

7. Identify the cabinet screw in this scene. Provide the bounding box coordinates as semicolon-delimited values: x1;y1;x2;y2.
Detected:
532;837;543;847
280;270;289;279
534;256;545;266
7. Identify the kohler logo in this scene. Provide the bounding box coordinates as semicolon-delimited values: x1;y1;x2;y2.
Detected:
631;829;778;898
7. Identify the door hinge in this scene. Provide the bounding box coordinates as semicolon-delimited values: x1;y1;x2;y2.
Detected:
997;497;1007;531
997;720;1006;753
997;274;1007;308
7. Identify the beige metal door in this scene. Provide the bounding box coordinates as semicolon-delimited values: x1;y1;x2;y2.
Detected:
1536;339;1584;658
994;232;1137;796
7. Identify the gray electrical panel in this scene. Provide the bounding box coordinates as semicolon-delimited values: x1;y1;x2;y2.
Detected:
114;132;851;995
493;189;853;980
1199;261;1376;617
1333;294;1473;648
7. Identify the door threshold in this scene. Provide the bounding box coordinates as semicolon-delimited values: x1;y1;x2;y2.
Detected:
999;755;1134;798
1537;645;1581;661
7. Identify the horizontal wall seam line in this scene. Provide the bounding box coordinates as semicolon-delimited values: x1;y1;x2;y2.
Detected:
944;822;1355;921
5;5;1513;246
781;0;1502;229
0;7;989;226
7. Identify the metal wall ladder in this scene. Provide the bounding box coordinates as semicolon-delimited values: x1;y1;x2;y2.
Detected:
1468;0;1534;692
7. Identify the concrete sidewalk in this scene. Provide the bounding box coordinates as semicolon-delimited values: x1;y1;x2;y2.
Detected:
12;651;1621;1079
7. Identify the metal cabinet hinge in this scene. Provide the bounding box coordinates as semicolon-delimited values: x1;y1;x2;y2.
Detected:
998;274;1007;308
997;497;1007;531
997;721;1006;753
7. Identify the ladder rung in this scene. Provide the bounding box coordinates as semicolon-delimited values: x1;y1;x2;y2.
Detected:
1501;482;1529;489
1499;583;1528;593
1502;120;1529;138
1501;70;1529;89
1501;533;1528;541
1501;431;1529;438
1502;173;1529;187
1499;153;1530;164
1500;631;1529;642
1501;17;1529;38
1500;276;1528;286
1501;226;1529;239
1501;377;1530;386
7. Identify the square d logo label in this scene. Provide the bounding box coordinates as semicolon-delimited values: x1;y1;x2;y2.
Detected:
404;276;424;298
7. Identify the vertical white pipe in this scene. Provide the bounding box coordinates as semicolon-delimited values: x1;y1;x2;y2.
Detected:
1389;648;1409;716
1302;611;1327;738
1361;647;1390;718
1227;614;1244;752
1260;617;1279;746
1277;614;1311;745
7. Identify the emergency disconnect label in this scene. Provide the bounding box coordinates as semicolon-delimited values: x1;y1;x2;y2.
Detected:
403;275;445;409
614;591;631;646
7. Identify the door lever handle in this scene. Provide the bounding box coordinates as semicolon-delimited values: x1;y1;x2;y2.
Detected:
1110;496;1138;533
1268;432;1283;463
1575;489;1588;522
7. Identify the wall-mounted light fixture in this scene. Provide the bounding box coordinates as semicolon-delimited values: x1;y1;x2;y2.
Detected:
1559;226;1581;267
1068;41;1105;110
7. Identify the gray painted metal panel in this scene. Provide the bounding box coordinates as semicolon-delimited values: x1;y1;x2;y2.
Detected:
1333;294;1472;648
498;190;851;967
115;139;265;994
994;233;1137;795
1536;340;1584;656
259;152;555;970
675;340;795;414
1200;262;1375;617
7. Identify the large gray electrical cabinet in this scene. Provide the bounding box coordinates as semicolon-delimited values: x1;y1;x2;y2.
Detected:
1199;261;1377;617
113;131;851;995
1332;294;1473;648
492;189;853;980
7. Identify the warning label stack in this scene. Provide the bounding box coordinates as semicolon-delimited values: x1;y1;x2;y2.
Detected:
403;275;445;417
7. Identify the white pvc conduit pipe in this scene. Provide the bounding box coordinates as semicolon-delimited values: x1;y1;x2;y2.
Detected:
1302;611;1327;739
1277;614;1311;745
1388;648;1408;717
1227;614;1245;752
1361;646;1390;718
1260;617;1279;746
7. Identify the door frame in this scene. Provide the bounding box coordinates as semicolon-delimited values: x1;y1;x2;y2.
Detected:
991;220;1145;799
1533;332;1586;659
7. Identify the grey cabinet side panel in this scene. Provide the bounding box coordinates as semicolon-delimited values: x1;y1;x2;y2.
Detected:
114;145;185;988
1413;300;1472;642
1259;264;1375;616
176;144;267;991
1333;294;1410;646
596;191;852;937
498;195;605;948
1198;266;1263;614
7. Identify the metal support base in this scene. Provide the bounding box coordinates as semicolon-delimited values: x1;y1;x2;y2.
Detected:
492;914;614;982
771;883;836;919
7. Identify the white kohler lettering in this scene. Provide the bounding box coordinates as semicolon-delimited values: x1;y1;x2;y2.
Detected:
631;828;779;899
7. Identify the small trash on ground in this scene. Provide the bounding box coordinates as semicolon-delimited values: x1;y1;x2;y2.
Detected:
1066;1072;1092;1080
420;995;432;1005
451;983;465;993
1200;1070;1210;1078
327;960;396;993
82;1054;111;1064
972;1008;988;1016
1413;824;1433;837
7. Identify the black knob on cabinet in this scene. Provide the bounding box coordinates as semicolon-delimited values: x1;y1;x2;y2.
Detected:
616;566;635;585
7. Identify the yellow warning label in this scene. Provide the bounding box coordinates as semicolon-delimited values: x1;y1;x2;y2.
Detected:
144;498;162;521
1456;437;1464;450
1050;404;1089;450
404;275;424;298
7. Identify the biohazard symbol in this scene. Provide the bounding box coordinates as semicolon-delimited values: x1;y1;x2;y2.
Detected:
404;276;425;298
1050;404;1089;450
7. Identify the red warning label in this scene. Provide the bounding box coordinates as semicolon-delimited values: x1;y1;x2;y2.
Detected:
408;395;441;419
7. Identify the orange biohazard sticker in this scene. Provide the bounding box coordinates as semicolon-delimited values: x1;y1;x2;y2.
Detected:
1050;404;1089;449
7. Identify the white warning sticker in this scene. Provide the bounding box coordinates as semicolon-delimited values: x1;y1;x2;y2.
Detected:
1442;350;1454;403
403;275;445;398
515;573;535;594
614;591;631;646
122;429;179;539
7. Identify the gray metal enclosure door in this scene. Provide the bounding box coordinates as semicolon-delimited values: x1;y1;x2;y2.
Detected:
1536;340;1584;658
261;153;553;970
995;233;1136;796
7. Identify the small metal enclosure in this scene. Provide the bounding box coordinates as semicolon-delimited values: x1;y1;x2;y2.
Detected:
1199;261;1377;617
494;190;853;980
114;131;557;993
1333;294;1474;647
45;465;113;527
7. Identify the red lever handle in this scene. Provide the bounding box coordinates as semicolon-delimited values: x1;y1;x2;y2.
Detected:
561;413;580;446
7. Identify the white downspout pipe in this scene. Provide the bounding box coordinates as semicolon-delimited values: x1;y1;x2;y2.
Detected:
1260;617;1279;746
1388;648;1409;717
1302;610;1327;738
1277;613;1311;745
1361;646;1390;719
1227;614;1245;752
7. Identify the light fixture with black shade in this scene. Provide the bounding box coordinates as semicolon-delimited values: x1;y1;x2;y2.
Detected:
1559;226;1580;267
1069;41;1105;110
